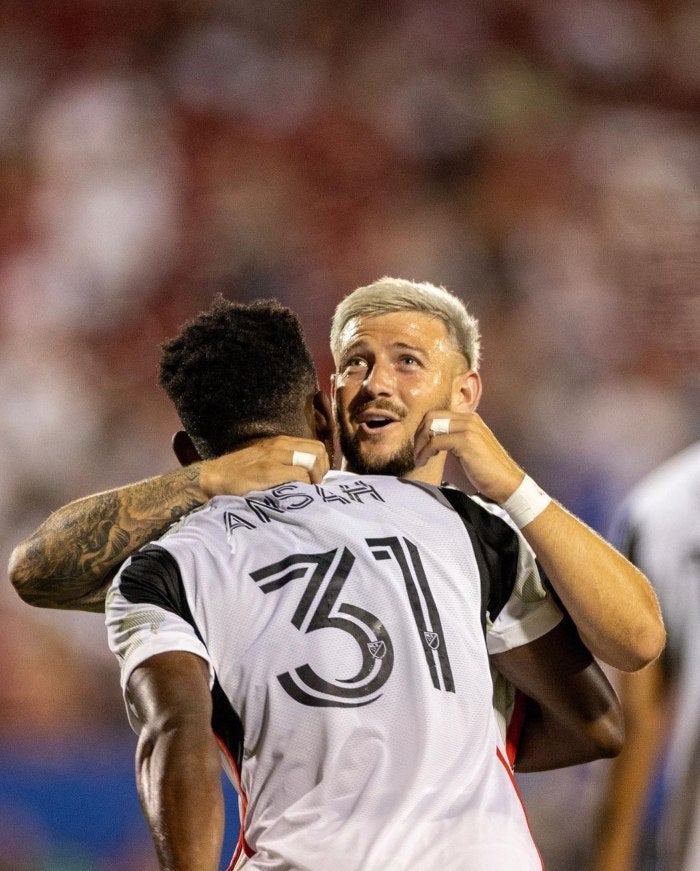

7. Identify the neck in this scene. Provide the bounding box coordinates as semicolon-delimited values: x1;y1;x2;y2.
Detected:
401;454;446;485
340;453;446;485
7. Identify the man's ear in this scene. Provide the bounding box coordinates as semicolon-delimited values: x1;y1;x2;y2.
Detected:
172;430;201;467
310;391;335;443
452;370;482;413
307;391;336;467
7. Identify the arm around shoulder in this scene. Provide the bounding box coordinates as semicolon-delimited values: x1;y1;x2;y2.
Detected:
8;435;329;612
7;464;207;612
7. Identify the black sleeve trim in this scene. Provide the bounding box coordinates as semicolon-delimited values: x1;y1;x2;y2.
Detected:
119;544;245;771
439;488;522;632
119;544;192;620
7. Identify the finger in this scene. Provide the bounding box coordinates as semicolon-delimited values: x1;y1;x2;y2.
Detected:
205;436;328;496
429;418;451;435
414;434;444;468
262;435;318;457
291;450;316;472
289;446;329;485
413;414;440;458
414;418;452;466
413;412;453;463
414;413;474;467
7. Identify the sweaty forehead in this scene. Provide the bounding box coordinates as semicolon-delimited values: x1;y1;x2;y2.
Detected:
336;311;453;356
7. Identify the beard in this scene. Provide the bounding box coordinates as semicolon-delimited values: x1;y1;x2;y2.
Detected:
338;424;417;477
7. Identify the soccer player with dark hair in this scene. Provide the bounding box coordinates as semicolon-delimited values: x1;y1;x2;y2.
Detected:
10;280;664;674
158;296;322;460
102;294;617;870
10;280;664;868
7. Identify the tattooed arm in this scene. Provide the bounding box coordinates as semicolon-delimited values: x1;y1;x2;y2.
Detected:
8;465;207;612
8;435;330;612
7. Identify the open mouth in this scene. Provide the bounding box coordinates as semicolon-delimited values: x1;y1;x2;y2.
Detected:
356;415;400;435
364;416;394;429
353;405;402;436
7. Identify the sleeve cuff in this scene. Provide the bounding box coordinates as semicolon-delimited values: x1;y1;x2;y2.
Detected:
486;596;563;654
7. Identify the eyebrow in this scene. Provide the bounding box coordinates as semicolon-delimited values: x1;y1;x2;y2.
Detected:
342;340;427;357
391;342;425;354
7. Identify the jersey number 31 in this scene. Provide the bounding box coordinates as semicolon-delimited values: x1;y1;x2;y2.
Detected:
250;537;455;708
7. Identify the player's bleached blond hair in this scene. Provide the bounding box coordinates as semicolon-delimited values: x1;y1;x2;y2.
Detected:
330;277;481;370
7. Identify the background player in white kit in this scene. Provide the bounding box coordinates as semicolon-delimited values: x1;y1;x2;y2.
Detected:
593;440;700;871
104;296;621;870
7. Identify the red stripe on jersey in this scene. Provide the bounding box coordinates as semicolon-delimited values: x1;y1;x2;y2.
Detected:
216;734;255;869
496;745;544;870
505;688;527;768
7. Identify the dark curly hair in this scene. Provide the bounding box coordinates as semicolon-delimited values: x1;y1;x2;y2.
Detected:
159;296;318;459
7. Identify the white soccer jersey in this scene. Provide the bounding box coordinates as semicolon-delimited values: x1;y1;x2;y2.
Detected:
107;472;561;871
610;442;700;871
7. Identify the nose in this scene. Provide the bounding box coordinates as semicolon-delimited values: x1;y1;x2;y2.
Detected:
362;360;395;398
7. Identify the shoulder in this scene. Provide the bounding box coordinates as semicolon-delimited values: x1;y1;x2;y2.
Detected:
116;543;190;618
628;442;700;512
439;485;543;626
439;487;521;546
159;499;231;539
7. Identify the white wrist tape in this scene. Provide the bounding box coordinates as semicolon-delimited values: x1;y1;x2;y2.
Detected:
500;475;551;529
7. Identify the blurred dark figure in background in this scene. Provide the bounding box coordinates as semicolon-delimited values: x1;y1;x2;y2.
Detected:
594;441;700;871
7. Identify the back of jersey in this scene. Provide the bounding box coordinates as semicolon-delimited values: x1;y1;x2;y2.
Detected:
107;472;543;871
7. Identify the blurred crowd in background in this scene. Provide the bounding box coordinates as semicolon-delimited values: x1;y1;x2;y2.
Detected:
0;0;698;868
